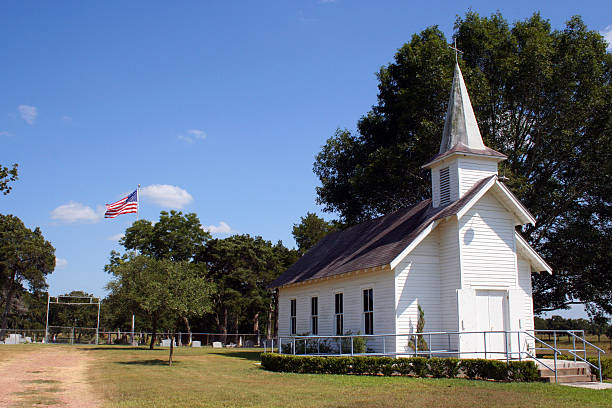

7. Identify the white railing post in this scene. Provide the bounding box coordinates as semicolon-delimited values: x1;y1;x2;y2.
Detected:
484;332;487;359
351;337;354;356
505;331;509;365
598;351;603;383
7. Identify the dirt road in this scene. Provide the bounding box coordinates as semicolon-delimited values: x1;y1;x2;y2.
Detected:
0;346;100;407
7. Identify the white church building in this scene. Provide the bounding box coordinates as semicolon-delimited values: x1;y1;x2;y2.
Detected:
270;63;552;358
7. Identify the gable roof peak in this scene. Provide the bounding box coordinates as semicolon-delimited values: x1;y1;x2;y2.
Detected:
439;62;486;154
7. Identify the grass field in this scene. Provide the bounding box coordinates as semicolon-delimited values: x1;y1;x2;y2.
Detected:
535;334;611;357
1;345;611;408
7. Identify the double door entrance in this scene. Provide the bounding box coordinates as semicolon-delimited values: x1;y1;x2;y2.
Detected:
474;290;509;358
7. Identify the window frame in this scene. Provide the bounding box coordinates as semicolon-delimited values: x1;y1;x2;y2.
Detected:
311;296;318;335
363;288;374;335
334;292;344;335
290;298;297;335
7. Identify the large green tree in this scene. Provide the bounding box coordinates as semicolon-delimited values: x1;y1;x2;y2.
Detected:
110;210;211;348
106;254;214;364
0;214;55;338
196;235;298;339
121;210;210;261
292;212;337;255
313;13;611;315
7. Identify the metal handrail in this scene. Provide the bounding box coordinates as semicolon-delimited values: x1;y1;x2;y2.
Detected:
276;330;571;383
521;331;562;382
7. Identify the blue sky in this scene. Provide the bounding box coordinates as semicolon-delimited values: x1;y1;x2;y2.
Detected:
1;1;610;318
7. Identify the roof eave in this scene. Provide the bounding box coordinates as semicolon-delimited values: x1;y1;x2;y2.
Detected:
515;231;552;274
422;150;506;169
273;264;392;290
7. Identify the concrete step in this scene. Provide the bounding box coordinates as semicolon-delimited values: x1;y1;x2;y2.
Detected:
535;359;596;383
540;374;594;383
538;367;590;376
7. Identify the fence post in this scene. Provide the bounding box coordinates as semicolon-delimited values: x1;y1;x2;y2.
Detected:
429;334;432;358
351;337;354;356
383;336;386;355
518;332;521;361
554;350;558;384
598;351;602;383
483;332;487;359
415;334;419;357
505;332;509;365
572;332;576;362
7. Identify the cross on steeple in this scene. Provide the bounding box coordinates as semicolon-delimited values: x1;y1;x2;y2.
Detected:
449;39;463;62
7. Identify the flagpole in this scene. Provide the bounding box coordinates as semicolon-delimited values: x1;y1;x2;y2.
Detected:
137;184;140;221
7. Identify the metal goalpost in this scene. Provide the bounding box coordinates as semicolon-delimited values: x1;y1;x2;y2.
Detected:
44;294;101;345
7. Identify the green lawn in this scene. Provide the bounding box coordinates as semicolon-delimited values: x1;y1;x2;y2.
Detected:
80;346;611;408
1;344;610;407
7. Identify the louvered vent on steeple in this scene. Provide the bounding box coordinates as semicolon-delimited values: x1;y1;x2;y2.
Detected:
440;167;450;206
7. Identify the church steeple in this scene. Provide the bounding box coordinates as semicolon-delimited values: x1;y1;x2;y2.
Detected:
424;62;506;208
439;63;486;154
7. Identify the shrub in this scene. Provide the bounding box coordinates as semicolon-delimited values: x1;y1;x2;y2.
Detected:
259;354;538;382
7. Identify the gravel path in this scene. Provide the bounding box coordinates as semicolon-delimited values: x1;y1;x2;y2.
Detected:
0;346;101;407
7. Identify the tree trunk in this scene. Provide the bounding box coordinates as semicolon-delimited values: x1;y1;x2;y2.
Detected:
182;316;191;345
222;307;228;343
252;312;259;345
266;302;273;340
149;314;158;350
0;272;17;340
169;329;174;366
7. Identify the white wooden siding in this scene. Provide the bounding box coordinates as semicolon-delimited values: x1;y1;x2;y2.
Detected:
517;257;536;351
278;268;395;352
438;218;461;351
459;192;517;288
394;229;444;353
458;157;498;196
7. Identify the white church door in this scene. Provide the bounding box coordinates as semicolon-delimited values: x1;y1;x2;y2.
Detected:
474;290;508;359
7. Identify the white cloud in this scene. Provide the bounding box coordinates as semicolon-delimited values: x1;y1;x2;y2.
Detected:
140;184;193;208
204;221;234;235
178;129;207;143
55;257;68;269
18;105;37;125
0;131;10;137
62;115;73;123
601;25;612;51
108;233;125;241
50;202;103;224
318;0;337;3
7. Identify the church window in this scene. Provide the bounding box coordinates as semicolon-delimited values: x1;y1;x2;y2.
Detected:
363;288;373;335
290;299;297;335
311;296;318;335
335;293;343;335
440;167;450;205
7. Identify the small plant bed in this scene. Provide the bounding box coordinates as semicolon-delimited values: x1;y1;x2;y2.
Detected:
260;353;539;382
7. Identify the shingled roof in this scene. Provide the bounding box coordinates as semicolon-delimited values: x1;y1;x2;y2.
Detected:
270;175;497;289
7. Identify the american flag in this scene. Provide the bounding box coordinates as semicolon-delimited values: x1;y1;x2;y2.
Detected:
105;190;138;218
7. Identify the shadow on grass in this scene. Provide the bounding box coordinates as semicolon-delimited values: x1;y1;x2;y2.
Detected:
211;350;262;361
79;346;166;352
117;359;180;366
